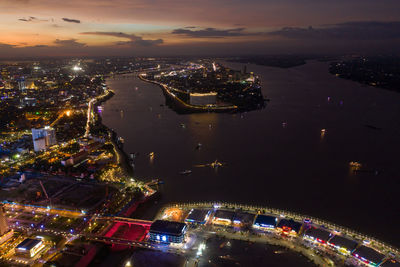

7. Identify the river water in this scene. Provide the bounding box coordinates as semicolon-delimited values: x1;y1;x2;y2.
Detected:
102;61;400;247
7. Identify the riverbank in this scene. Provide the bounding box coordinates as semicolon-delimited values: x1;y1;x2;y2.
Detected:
89;88;135;178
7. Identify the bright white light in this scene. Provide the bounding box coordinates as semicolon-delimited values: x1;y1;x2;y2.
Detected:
72;65;82;71
197;242;206;256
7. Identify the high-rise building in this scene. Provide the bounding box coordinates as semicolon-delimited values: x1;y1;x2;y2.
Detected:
0;204;8;236
33;137;46;152
17;77;26;91
32;127;57;152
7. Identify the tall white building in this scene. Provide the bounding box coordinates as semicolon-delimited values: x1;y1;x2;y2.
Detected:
32;127;57;152
0;204;8;236
17;77;26;91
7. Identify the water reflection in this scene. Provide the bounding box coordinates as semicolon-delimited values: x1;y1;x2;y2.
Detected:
102;61;400;247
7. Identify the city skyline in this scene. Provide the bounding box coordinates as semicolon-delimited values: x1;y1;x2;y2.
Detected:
1;1;400;266
1;0;400;57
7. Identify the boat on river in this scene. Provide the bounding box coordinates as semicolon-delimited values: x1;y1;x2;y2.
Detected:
180;170;192;175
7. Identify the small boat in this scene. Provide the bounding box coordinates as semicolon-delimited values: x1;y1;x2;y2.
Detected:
149;152;155;158
180;123;186;128
364;124;382;130
210;160;223;168
180;170;192;175
349;161;361;168
195;143;202;150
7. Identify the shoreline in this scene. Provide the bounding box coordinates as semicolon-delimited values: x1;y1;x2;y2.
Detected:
92;88;134;178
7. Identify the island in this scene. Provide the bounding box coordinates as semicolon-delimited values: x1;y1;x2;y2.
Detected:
139;61;266;113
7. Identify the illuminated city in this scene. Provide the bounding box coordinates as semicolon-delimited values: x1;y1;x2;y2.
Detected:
1;1;400;267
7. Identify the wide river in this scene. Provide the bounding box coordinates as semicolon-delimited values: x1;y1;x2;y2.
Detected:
102;61;400;248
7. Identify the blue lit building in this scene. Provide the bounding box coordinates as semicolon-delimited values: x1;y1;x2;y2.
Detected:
149;220;187;244
253;215;278;230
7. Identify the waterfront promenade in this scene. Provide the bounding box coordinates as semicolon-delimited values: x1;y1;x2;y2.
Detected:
157;202;400;266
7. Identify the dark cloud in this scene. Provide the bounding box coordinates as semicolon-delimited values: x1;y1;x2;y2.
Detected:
171;27;250;38
6;0;29;3
18;16;48;22
80;31;163;47
62;18;81;23
81;32;131;39
269;21;400;40
54;39;86;47
0;43;16;49
31;45;50;48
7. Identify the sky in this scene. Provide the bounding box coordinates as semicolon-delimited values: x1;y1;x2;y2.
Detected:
1;0;400;57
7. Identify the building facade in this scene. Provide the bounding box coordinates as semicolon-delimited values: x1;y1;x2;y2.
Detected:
189;92;217;106
0;204;8;236
149;220;187;244
32;127;57;152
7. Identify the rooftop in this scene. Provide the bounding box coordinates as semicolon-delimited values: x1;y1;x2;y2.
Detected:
16;238;42;250
352;245;386;264
213;210;235;221
277;219;302;233
304;227;332;242
328;235;358;252
185;209;210;223
233;212;256;224
150;220;187;236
